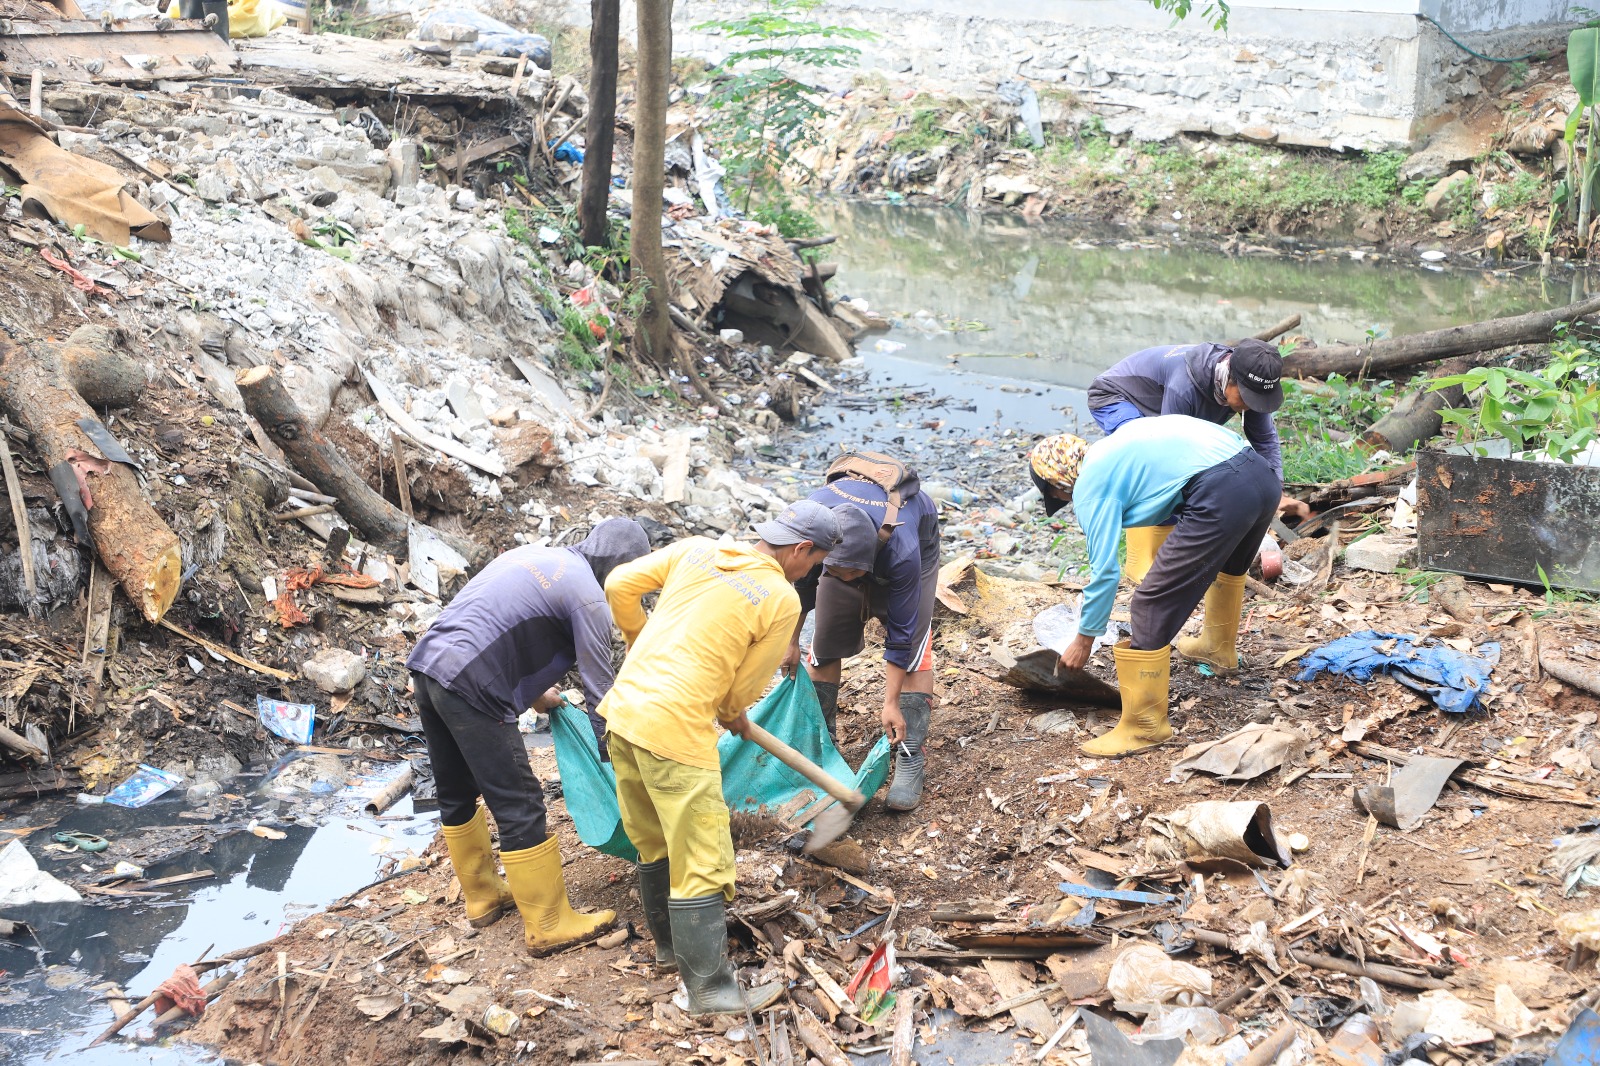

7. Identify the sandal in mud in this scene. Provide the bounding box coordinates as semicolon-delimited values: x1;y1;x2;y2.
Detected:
53;831;110;853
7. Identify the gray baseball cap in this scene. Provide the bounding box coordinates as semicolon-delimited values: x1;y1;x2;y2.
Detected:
754;500;840;552
825;504;879;573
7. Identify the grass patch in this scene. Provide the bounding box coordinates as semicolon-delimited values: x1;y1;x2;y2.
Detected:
1275;374;1406;484
888;109;954;155
1049;138;1419;221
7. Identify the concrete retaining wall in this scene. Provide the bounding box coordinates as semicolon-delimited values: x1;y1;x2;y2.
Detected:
522;0;1577;150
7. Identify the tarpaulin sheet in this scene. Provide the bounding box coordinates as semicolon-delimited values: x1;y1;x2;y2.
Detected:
1295;630;1499;714
0;90;169;245
552;672;891;862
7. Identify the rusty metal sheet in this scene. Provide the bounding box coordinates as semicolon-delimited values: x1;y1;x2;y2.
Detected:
0;19;236;85
1417;448;1600;593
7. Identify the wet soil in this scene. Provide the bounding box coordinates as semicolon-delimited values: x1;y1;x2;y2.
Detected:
185;563;1600;1065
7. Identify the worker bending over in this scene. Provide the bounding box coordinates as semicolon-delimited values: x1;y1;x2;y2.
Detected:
1085;339;1308;581
786;451;941;812
407;518;650;954
601;502;838;1015
1029;417;1278;756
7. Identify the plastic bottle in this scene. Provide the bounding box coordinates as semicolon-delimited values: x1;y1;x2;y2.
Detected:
923;482;976;507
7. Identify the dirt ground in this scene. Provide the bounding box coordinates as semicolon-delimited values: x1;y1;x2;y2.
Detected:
184;558;1600;1066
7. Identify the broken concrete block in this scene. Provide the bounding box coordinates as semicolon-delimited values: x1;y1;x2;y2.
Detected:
302;648;366;694
388;138;422;191
194;167;233;203
1423;170;1473;220
1343;533;1417;574
494;422;559;474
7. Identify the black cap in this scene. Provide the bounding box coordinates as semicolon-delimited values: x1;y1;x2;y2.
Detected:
1029;464;1070;517
1230;339;1285;414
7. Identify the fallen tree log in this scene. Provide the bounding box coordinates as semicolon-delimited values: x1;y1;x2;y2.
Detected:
1359;351;1500;453
236;365;408;551
235;365;484;566
0;336;182;622
1285;294;1600;379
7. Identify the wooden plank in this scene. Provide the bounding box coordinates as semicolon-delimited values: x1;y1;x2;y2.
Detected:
438;133;526;174
982;959;1056;1038
0;22;237;85
81;559;114;709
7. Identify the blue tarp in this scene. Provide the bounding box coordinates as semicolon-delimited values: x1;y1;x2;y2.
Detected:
551;672;891;862
1295;630;1500;714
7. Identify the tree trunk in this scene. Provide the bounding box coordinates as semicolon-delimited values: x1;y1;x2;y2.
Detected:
631;0;673;364
62;342;147;408
235;365;409;552
0;337;182;622
578;0;620;249
1360;351;1500;453
1284;293;1600;379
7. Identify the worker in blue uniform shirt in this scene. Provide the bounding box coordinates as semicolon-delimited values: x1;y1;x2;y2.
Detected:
783;457;941;812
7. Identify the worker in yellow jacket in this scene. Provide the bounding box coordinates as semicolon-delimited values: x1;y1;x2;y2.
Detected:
600;501;839;1016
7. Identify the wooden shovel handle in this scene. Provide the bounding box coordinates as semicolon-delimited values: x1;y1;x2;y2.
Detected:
743;723;864;808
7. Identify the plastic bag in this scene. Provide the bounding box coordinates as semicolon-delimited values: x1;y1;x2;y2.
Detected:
1106;943;1213;1009
257;695;314;745
550;674;891;862
415;9;551;67
104;764;184;808
1032;596;1119;656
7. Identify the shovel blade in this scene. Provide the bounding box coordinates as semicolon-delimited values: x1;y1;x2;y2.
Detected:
802;801;858;854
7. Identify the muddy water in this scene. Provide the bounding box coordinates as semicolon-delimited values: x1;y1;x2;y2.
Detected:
810;201;1582;434
2;742;553;1064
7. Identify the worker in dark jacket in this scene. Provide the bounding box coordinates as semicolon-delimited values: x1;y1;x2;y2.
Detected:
1086;339;1308;582
407;518;650;955
784;470;941;812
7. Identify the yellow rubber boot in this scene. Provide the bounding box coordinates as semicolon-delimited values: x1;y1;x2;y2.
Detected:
1176;572;1246;675
1123;526;1173;585
501;836;616;956
1082;642;1172;758
439;807;513;928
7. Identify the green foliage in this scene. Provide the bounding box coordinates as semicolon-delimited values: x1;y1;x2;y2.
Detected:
1572;26;1600;107
698;0;876;213
1349;151;1407;210
1400;179;1432;207
888;109;953;155
1431;335;1600;461
751;196;823;238
1082;143;1422;221
1488;171;1543;213
1147;0;1230;29
1509;59;1531;87
1275;375;1402;483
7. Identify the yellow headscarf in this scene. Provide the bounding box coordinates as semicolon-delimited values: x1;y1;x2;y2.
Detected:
1030;434;1088;494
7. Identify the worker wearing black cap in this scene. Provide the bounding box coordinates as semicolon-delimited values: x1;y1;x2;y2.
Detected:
1084;339;1309;583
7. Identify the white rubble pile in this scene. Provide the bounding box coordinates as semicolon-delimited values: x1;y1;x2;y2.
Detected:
62;89;800;539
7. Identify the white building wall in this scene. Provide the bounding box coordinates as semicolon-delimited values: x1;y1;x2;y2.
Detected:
527;0;1578;150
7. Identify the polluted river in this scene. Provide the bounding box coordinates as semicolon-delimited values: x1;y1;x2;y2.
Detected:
1;203;1580;1064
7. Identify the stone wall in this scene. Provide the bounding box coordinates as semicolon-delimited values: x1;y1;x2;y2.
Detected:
521;0;1576;151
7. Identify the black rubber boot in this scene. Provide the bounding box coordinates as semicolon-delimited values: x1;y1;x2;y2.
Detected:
813;680;840;739
668;894;786;1016
636;859;676;973
885;691;931;811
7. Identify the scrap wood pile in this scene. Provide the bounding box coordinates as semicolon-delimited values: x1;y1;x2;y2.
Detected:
0;0;866;799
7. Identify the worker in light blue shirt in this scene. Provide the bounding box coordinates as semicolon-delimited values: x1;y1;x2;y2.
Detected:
1026;416;1279;757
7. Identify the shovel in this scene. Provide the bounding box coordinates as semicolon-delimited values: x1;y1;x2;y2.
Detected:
743;722;865;853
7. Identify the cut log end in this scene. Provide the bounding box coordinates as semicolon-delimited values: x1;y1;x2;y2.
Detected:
140;541;184;623
236;365;276;387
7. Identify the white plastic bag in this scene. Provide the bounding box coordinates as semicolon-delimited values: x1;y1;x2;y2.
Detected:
1106;943;1213;1011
